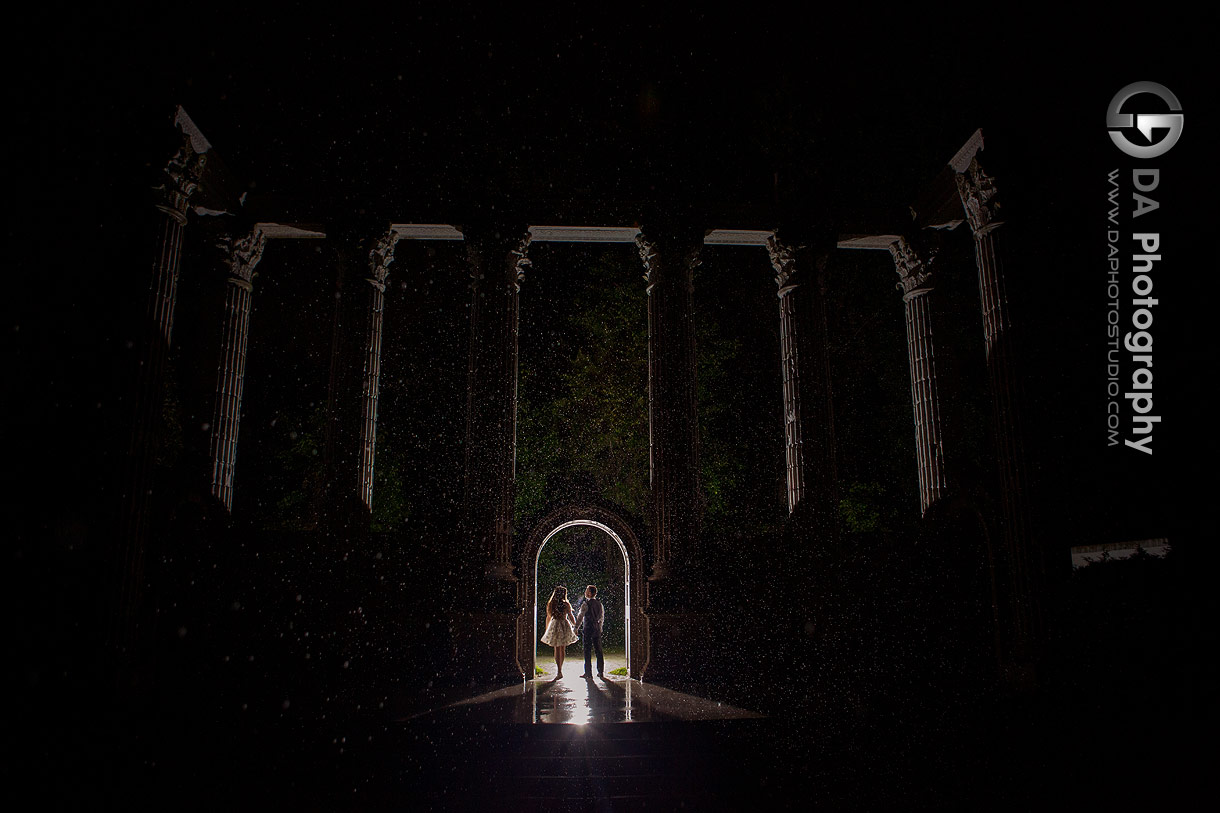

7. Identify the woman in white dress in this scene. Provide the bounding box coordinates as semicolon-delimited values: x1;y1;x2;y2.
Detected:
540;585;579;679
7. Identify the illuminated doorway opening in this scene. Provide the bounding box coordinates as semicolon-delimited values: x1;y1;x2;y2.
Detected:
534;520;630;677
519;504;649;681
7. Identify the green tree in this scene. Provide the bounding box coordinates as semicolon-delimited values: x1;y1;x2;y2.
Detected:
515;255;649;521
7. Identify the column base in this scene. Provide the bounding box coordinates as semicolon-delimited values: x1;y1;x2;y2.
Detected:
485;561;516;581
645;572;681;613
450;609;525;687
484;566;518;618
639;611;712;686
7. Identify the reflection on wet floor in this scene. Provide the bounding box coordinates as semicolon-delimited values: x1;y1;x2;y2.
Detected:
533;674;635;724
385;676;770;809
408;673;762;726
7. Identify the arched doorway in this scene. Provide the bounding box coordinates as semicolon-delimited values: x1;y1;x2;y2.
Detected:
535;520;630;675
517;503;649;680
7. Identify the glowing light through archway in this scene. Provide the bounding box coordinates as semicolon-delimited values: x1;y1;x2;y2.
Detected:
533;519;631;681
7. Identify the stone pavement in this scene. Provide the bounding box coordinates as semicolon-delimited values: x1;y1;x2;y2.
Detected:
359;674;774;810
407;668;764;726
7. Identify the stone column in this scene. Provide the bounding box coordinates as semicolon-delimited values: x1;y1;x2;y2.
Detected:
356;229;401;512
492;232;532;577
207;229;267;512
632;228;704;683
888;235;948;515
766;236;806;513
766;236;839;534
458;229;531;682
461;229;531;581
113;123;207;654
954;152;1042;671
635;230;702;583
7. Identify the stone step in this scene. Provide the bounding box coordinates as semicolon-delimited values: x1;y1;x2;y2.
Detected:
509;720;737;740
512;792;717;810
496;738;704;759
487;727;748;806
366;718;773;808
500;747;702;771
501;770;708;797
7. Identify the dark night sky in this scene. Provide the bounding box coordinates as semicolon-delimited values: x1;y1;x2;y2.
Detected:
7;11;1209;588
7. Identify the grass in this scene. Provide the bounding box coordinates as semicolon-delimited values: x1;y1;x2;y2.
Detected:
533;647;629;678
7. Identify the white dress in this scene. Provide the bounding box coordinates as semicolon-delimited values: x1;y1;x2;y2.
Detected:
540;605;579;647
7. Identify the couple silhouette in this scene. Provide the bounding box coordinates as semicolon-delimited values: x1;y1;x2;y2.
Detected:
540;584;604;680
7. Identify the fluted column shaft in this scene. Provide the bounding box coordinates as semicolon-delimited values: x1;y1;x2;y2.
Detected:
767;237;805;512
492;234;531;573
356;230;401;511
904;291;947;512
357;281;386;506
767;237;840;538
208;230;266;511
637;232;702;578
461;230;530;580
114;132;206;652
889;236;947;514
956;155;1041;665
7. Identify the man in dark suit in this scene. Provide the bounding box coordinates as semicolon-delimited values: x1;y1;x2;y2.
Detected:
573;584;604;679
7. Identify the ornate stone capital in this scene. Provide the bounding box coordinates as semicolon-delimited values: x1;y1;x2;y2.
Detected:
367;228;402;289
948;128;985;174
509;231;532;292
889;235;937;300
156;133;208;223
765;234;800;297
635;233;659;290
635;231;701;293
683;246;702;293
219;229;267;289
955;156;1002;236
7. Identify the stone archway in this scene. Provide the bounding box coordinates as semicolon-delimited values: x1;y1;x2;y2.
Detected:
517;503;649;680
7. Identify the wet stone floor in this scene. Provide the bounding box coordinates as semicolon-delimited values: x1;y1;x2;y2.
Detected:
361;672;773;810
402;652;762;726
442;671;762;725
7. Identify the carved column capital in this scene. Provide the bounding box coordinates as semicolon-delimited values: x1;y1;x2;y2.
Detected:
367;228;402;291
219;229;267;291
684;247;702;288
509;230;532;291
635;233;658;289
765;234;800;297
635;231;701;291
889;235;938;300
156;133;208;224
955;156;1003;236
